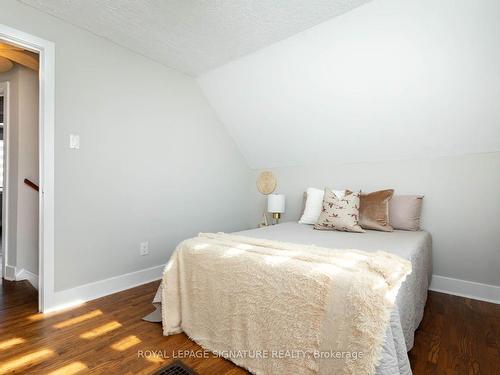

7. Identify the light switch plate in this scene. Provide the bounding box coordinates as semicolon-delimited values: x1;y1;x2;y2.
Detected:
69;134;80;149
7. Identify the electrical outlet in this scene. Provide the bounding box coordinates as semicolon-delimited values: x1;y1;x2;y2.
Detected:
140;241;149;256
69;134;80;149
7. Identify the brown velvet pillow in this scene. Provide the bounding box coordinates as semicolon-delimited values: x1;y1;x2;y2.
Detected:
359;189;394;232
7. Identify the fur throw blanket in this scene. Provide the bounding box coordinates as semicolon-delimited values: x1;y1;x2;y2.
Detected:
161;233;411;375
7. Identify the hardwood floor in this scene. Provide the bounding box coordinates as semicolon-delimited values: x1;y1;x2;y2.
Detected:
0;279;498;374
409;291;499;374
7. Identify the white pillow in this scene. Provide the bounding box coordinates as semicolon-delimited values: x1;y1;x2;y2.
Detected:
299;187;346;225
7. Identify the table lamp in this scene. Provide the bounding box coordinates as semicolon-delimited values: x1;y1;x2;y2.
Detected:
267;194;285;224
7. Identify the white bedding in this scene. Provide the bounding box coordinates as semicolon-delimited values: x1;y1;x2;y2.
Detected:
236;223;433;375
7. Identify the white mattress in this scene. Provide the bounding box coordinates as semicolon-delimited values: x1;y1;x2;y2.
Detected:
236;222;433;374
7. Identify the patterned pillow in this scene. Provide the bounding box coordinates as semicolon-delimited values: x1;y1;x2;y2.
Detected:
314;189;365;233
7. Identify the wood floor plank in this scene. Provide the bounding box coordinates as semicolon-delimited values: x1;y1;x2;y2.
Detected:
0;279;498;374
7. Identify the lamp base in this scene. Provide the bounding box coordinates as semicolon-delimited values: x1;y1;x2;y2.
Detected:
272;212;281;225
259;212;269;227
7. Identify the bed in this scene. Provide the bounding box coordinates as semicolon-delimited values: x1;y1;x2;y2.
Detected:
151;222;432;375
236;222;432;374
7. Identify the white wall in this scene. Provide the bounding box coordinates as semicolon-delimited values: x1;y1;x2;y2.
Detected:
199;0;500;290
249;152;500;288
0;66;20;268
199;0;500;169
15;65;39;275
1;0;251;291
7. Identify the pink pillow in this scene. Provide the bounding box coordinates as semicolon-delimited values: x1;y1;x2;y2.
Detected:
389;195;424;231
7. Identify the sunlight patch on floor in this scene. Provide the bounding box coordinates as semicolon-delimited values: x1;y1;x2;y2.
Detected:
0;348;54;373
145;355;166;364
110;335;142;351
80;321;122;339
28;301;86;321
46;361;88;375
53;310;103;329
0;338;25;351
28;313;49;321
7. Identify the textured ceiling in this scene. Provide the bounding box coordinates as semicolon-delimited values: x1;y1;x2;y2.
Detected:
19;0;372;76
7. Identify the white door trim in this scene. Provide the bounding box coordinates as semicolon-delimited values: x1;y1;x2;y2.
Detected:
0;81;11;281
0;24;55;312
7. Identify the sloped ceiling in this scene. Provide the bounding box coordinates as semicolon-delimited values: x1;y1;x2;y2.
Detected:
199;0;500;169
19;0;372;76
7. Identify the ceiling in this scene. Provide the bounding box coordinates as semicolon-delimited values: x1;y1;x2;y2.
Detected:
0;42;39;72
19;0;371;76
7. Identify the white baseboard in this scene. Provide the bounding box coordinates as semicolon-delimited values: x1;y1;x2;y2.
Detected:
430;275;500;304
15;269;39;290
43;268;499;313
4;265;16;281
47;264;165;313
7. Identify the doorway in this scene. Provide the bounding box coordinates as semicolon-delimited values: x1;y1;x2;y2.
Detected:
0;41;40;297
0;24;55;312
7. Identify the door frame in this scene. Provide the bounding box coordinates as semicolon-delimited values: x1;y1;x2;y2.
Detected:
0;23;55;312
0;81;11;282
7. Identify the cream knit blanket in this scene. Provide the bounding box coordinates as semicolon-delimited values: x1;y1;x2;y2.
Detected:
161;233;411;375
